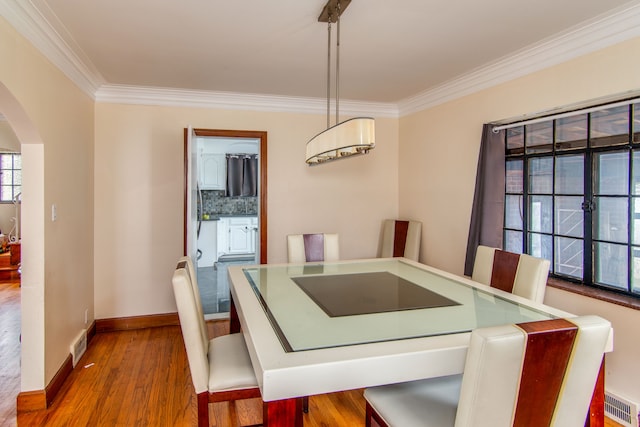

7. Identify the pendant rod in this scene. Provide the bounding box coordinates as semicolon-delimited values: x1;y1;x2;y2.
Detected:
335;2;341;125
326;19;332;129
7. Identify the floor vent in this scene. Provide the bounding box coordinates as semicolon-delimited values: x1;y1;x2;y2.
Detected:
605;391;639;427
70;329;87;367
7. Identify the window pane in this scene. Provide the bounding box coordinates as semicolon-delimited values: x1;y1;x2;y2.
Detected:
633;246;640;294
529;195;552;233
554;236;583;279
0;186;12;201
595;197;628;243
529;232;552;260
504;230;523;254
528;157;553;194
0;155;11;169
506;127;524;155
555;196;583;238
526;122;553;154
595;242;628;289
1;170;11;185
555;155;583;194
506;160;523;193
632;150;640;195
505;195;523;230
555;114;587;150
12;155;21;169
595;151;628;196
634;197;640;245
591;105;630;147
634;103;640;144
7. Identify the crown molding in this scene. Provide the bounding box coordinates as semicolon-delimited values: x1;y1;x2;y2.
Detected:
2;1;639;116
95;85;400;118
397;1;640;116
0;0;104;97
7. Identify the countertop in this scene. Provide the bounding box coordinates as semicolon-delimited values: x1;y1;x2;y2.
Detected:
201;213;258;221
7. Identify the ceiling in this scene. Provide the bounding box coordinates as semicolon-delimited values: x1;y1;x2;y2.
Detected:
4;0;640;109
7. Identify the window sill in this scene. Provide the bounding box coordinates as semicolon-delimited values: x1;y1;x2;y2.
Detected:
547;277;640;311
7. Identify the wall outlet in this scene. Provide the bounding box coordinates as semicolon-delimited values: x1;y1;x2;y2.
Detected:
84;309;88;324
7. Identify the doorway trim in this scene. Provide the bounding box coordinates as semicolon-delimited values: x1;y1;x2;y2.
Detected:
183;128;267;264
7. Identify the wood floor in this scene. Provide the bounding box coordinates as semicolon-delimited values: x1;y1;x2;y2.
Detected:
0;280;21;427
0;280;624;426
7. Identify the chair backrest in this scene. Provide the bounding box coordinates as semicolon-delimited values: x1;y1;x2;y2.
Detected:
179;255;209;348
379;219;422;261
471;245;550;303
287;233;339;263
172;261;209;394
455;315;611;427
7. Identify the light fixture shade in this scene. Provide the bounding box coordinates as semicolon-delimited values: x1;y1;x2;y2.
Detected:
306;117;375;165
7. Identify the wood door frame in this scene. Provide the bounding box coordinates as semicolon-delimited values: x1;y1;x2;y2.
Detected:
183;128;267;264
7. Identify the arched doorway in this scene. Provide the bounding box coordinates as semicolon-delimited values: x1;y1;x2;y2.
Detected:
0;82;46;407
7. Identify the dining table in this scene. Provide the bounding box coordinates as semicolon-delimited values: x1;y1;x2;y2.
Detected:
227;257;612;427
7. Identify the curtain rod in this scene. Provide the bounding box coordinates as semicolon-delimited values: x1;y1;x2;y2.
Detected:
492;96;640;133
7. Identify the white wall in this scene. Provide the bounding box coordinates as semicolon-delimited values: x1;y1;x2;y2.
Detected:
0;16;95;390
93;104;399;319
399;36;640;405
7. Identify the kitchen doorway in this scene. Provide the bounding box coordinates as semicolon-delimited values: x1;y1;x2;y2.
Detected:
183;129;267;318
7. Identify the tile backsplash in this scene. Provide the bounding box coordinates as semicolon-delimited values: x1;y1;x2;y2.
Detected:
201;190;257;216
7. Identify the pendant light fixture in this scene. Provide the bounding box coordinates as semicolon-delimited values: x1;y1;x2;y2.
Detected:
306;0;375;165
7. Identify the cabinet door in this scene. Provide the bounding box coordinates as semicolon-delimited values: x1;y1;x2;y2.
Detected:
200;153;226;190
228;218;252;254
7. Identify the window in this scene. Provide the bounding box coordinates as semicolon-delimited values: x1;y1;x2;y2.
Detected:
0;153;21;202
504;102;640;297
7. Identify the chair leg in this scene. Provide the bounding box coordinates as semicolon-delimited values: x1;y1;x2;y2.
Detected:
302;396;309;413
366;401;389;427
197;392;209;427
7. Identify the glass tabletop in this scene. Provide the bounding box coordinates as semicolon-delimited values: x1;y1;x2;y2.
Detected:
242;259;556;352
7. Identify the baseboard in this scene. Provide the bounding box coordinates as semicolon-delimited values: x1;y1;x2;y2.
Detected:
16;390;46;413
16;315;175;413
96;312;179;333
16;354;72;412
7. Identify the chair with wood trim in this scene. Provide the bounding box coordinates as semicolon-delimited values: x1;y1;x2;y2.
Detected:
364;315;611;427
286;233;340;413
287;233;340;263
379;219;422;261
172;260;261;427
471;245;550;304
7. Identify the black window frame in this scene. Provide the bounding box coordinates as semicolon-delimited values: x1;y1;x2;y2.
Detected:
503;101;640;299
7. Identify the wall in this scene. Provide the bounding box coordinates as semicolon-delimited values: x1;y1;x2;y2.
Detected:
399;36;640;405
93;104;399;319
0;16;95;390
0;120;20;236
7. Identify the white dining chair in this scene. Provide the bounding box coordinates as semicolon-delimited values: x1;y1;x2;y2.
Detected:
379;219;422;261
471;245;550;303
287;233;339;263
172;259;261;427
364;315;611;427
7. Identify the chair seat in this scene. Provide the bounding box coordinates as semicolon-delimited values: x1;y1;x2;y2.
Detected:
364;375;462;427
208;333;259;392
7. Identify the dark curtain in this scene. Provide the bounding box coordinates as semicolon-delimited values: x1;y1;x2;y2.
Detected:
463;124;506;276
226;154;258;197
242;155;258;197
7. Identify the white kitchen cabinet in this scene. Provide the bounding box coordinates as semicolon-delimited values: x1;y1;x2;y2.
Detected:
196;220;217;267
200;153;226;190
217;216;257;258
